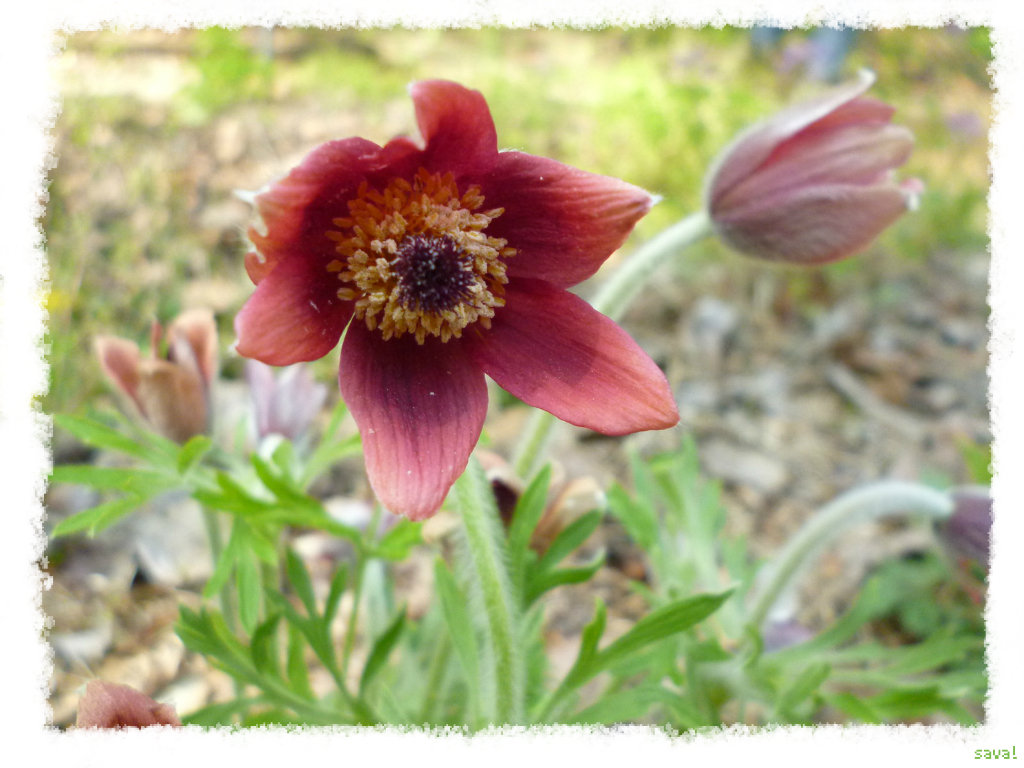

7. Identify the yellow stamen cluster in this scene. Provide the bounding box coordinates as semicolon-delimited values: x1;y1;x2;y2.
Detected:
326;168;515;344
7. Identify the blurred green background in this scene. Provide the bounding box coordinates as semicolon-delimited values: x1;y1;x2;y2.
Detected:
43;26;991;417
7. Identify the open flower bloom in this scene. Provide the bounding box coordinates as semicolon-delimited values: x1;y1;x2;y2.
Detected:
95;309;218;443
706;70;920;265
75;680;181;728
235;80;678;520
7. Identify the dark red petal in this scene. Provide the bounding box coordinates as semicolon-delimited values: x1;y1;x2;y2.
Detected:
479;151;654;288
247;136;422;283
234;255;352;365
465;280;678;435
339;323;488;520
410;80;498;174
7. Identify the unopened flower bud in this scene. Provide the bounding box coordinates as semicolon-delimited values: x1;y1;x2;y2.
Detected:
940;486;992;570
95;309;218;443
706;70;920;265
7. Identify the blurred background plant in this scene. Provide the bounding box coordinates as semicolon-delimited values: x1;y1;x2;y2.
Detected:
44;26;991;728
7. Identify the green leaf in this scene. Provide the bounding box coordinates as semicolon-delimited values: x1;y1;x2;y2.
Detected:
571;591;732;687
250;613;282;677
507;465;552;588
236;542;263;635
251;454;322;514
359;607;407;696
324;563;349;628
177;435;213;474
536;510;603;572
606;483;657;550
51;464;175;496
526;551;605;604
49;495;142;538
181;698;258;727
433;558;480;684
826;692;882;724
286;623;314;700
777;662;830;715
53;413;149;459
568;685;677;725
373;519;423;560
285;548;318;618
575;599;608;678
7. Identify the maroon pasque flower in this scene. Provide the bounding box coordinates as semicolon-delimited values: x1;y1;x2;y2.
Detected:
234;80;678;520
706;70;920;265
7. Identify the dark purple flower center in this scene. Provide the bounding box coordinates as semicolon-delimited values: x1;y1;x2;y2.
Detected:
392;234;475;313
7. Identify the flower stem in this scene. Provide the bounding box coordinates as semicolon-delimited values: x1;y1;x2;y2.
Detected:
746;481;955;631
512;210;714;480
340;505;380;680
454;455;524;724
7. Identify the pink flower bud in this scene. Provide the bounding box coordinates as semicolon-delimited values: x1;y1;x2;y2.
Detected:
706;70;920;265
940;486;992;570
75;681;181;728
95;309;218;443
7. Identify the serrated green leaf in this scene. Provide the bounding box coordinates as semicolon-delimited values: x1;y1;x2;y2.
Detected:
359;607;407;696
49;495;143;538
373;519;423;560
826;691;882;724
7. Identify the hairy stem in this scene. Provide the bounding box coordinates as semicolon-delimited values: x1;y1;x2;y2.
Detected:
746;481;955;631
454;456;524;724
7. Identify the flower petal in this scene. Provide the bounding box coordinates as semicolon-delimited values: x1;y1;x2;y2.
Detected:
235;254;353;365
339;323;488;520
247;136;422;283
76;681;181;729
167;308;218;387
136;358;209;443
465;280;678;435
410;80;498;174
707;70;877;205
714;182;912;265
478;151;654;288
94;336;143;414
716;123;913;212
